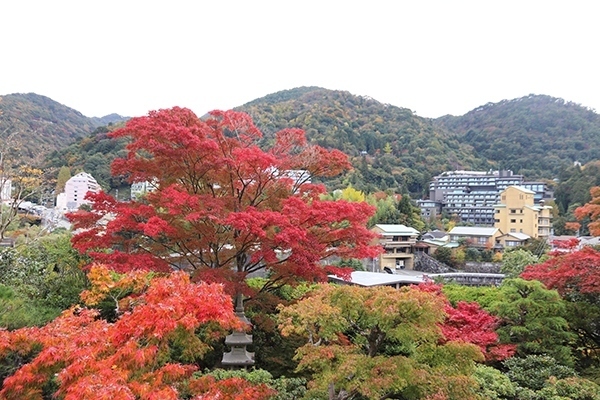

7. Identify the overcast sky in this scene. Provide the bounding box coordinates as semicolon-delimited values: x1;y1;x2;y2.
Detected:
1;1;598;119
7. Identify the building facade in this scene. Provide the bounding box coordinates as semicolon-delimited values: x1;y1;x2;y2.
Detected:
0;179;11;204
448;226;504;248
371;224;420;271
57;172;101;211
493;186;553;240
131;180;157;200
424;170;553;225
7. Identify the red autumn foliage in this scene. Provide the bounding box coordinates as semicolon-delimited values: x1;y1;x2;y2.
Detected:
551;237;581;251
188;376;275;400
416;283;515;361
68;108;380;294
0;267;264;400
521;246;600;296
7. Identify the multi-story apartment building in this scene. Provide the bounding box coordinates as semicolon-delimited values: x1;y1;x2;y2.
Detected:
371;224;420;271
56;172;101;212
493;186;553;240
416;199;442;221
423;170;552;225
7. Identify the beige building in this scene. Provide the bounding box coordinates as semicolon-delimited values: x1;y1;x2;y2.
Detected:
371;224;420;271
493;186;553;240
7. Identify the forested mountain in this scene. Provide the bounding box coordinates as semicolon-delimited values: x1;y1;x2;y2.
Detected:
436;94;600;179
236;87;485;194
0;93;128;164
5;88;600;201
44;126;129;191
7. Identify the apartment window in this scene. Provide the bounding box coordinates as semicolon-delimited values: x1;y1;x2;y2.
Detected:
510;228;516;233
510;209;516;213
510;219;516;223
520;219;523;223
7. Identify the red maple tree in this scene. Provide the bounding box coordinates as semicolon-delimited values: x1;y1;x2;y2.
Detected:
416;283;515;361
68;108;380;295
521;246;600;296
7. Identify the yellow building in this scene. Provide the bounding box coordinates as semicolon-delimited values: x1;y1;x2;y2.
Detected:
493;186;553;240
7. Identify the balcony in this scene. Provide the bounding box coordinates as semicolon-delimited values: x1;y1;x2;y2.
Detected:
380;239;416;248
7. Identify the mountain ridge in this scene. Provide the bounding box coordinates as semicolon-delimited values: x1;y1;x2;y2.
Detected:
0;92;128;163
3;88;600;198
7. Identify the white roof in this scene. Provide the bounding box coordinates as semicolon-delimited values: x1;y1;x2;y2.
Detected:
374;224;420;236
503;232;530;241
328;271;425;287
420;239;447;247
449;226;499;236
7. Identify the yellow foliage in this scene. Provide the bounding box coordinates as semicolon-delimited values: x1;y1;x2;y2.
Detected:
340;185;366;202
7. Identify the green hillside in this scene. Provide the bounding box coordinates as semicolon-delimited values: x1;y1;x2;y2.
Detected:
435;94;600;179
6;89;600;201
0;93;127;165
237;87;485;195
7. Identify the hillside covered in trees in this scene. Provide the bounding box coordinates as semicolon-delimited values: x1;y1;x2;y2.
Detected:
236;87;485;194
436;94;600;179
0;93;127;164
4;88;600;200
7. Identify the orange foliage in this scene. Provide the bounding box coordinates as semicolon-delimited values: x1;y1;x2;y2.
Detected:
0;266;260;400
575;186;600;236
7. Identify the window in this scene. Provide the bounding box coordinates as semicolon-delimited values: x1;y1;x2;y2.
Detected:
510;219;516;223
510;228;516;233
510;209;516;213
520;219;523;223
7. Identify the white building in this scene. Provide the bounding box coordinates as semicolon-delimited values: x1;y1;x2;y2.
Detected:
131;180;157;200
57;172;101;211
0;179;11;204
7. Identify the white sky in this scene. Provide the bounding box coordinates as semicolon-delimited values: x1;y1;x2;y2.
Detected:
1;1;599;119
